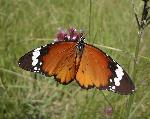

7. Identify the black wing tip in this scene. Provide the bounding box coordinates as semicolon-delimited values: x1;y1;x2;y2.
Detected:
18;52;33;71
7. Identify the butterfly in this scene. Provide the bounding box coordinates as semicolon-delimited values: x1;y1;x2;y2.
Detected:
18;27;135;95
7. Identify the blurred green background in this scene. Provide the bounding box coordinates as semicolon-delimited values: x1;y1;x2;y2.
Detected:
0;0;150;119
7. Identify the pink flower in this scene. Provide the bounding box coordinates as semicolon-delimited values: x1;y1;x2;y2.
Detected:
54;27;85;42
56;30;67;42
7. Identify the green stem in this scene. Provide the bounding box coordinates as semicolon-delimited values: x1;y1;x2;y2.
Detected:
132;29;143;78
126;1;145;118
89;0;92;43
126;28;143;119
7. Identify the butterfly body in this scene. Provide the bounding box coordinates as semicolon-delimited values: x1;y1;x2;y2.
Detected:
18;28;135;95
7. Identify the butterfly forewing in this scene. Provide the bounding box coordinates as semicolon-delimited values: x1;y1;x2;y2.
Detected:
41;42;77;84
107;58;135;94
76;44;135;94
76;44;112;88
18;41;77;84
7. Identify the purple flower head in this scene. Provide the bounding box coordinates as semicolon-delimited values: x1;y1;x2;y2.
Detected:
54;27;85;42
56;29;67;42
68;27;78;41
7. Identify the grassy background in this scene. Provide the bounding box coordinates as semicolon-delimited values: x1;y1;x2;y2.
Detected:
0;0;150;119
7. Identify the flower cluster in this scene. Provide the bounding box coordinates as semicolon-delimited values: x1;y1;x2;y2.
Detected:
55;27;84;42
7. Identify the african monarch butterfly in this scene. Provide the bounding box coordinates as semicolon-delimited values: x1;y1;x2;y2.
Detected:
18;28;135;95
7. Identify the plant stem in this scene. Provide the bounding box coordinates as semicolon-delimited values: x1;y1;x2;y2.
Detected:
126;0;146;118
126;28;143;119
89;0;92;43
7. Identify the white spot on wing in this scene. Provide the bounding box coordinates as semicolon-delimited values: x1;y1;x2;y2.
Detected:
114;64;124;86
113;59;116;62
132;89;135;92
32;48;41;66
43;45;47;47
34;67;37;70
34;47;41;52
112;86;115;90
109;88;115;92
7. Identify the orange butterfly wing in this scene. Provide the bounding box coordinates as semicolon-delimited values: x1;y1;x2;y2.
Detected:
19;41;77;84
76;44;111;88
41;42;77;84
76;44;135;94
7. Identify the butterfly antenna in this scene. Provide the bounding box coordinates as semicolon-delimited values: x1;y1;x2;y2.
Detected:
127;0;150;118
